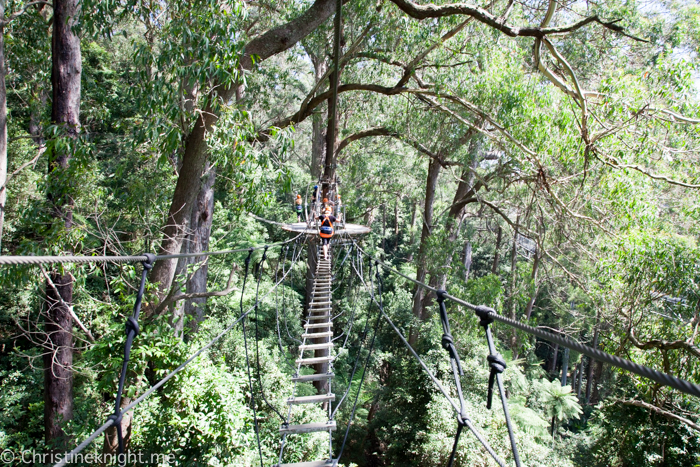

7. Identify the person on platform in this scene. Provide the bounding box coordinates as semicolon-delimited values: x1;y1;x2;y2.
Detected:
294;194;303;222
311;185;319;215
322;197;334;214
316;208;336;261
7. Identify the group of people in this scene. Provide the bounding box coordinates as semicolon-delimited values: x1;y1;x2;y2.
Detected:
293;185;342;260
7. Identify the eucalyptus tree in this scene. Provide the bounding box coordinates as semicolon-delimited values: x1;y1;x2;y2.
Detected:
43;0;81;448
144;0;344;298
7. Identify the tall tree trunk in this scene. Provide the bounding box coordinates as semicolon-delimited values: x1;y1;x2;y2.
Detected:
44;0;81;448
576;362;583;398
491;225;502;274
548;342;559;375
585;326;599;404
309;53;327;179
394;194;399;236
148;0;340;295
408;158;440;346
438;147;479;289
525;251;541;320
591;359;604;403
463;241;472;281
321;0;342;196
184;163;216;325
169;163;217;336
560;347;569;386
381;202;386;252
508;216;519;356
407;201;417;261
0;5;6;251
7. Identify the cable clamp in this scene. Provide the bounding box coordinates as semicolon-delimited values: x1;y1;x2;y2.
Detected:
474;305;496;328
441;333;464;374
436;289;447;303
486;353;506;409
457;411;471;426
107;411;123;427
141;253;156;270
125;316;140;337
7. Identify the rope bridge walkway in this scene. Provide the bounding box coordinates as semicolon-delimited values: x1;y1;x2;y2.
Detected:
1;227;699;467
275;247;336;467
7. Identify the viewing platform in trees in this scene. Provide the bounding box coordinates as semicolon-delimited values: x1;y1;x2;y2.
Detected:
281;222;371;236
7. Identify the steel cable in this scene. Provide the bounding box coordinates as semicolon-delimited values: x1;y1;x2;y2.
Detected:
0;233;303;266
53;246;298;467
353;240;700;399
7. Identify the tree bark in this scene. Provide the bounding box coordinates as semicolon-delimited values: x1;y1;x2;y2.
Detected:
309;52;327;179
576;362;583;398
322;0;342;196
381;202;386;252
408;158;440;346
0;5;7;251
438;140;480;289
548;342;559;375
525;250;540;320
508;215;519;356
184;163;216;325
491;225;502;274
560;347;569;386
394;194;399;236
45;0;81;447
149;0;341;295
463;241;472;281
585;327;599;404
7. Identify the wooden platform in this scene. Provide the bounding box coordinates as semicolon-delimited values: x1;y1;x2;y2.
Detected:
281;222;370;235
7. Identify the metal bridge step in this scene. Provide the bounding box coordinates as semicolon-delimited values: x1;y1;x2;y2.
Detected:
279;421;336;435
296;356;334;365
291;372;334;383
302;331;333;339
307;314;330;321
287;394;335;405
299;341;334;349
273;460;336;467
303;323;333;330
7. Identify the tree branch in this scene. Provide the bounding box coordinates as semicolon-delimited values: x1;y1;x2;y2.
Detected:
336;125;463;168
2;1;52;24
39;266;95;343
628;327;700;359
621;399;700;432
388;0;646;41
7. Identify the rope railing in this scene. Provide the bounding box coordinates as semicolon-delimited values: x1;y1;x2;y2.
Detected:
352;240;700;399
53;240;301;467
0;232;304;266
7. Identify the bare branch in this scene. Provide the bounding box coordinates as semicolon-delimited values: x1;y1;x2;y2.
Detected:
39;266;96;343
594;149;700;189
628;327;700;359
388;0;646;41
620;399;700;432
2;1;52;24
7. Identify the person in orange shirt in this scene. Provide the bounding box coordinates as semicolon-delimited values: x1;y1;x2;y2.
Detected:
316;207;336;260
294;194;303;222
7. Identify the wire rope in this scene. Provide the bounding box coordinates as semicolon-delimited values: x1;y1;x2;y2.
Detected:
352;240;700;399
53;246;298;467
0;233;303;266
